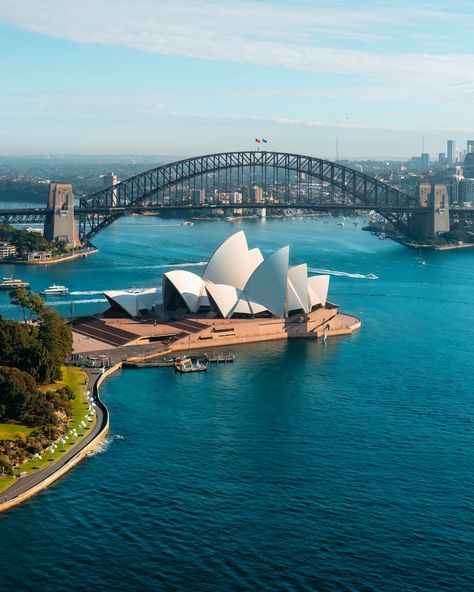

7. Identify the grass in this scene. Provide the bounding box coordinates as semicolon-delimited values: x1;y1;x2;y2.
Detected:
0;366;97;495
0;424;34;441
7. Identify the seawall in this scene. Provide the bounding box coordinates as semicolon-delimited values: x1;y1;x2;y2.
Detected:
0;363;121;514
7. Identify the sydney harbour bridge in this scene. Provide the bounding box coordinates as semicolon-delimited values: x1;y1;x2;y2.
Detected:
0;151;469;244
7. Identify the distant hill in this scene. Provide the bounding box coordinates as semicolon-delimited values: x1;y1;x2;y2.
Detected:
0;179;49;203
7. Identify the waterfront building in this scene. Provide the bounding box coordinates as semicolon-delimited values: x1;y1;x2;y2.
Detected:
0;242;16;259
103;288;159;317
162;231;329;319
27;251;52;262
191;188;205;204
252;185;264;203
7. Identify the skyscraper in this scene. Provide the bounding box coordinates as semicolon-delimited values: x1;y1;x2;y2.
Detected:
467;140;474;153
447;140;455;165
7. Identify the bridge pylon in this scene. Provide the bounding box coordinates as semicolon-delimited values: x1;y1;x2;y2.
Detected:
44;183;80;248
407;183;450;240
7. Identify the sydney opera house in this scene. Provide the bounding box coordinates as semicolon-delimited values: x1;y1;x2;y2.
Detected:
86;232;360;353
104;231;329;319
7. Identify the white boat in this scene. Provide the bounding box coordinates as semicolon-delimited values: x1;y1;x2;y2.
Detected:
416;249;426;266
181;220;193;226
0;277;30;290
41;284;69;295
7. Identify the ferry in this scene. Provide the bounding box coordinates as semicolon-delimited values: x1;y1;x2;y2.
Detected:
0;277;30;290
41;284;69;296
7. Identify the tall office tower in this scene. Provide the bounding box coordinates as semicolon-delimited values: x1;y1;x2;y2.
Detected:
438;153;446;165
467;140;474;153
462;153;474;178
447;140;455;165
420;153;429;170
103;172;119;206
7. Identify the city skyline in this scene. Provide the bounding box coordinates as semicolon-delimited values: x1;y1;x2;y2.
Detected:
1;0;474;157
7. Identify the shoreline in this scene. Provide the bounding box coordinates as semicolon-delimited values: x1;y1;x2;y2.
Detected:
2;248;98;266
0;363;119;514
0;310;360;513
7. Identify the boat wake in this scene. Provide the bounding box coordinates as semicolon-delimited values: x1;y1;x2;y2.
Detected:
308;267;379;280
112;261;207;272
52;298;108;305
88;434;125;457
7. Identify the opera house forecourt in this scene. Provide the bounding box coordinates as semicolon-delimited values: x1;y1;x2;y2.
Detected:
75;231;361;354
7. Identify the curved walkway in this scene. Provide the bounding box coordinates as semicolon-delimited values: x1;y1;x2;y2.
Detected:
0;367;112;512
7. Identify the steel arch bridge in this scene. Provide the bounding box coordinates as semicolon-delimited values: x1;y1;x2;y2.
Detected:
78;151;419;241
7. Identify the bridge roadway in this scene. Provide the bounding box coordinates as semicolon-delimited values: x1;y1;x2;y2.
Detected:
2;203;463;218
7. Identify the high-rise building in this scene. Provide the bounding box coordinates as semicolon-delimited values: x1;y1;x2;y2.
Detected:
438;153;446;165
420;153;429;170
467;140;474;153
460;178;474;204
447;140;455;165
191;188;205;203
462;153;474;179
252;185;264;203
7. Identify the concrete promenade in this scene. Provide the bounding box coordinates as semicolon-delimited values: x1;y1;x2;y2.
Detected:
0;367;111;513
0;340;170;513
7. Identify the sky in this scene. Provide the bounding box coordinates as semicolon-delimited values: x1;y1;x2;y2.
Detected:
1;0;474;159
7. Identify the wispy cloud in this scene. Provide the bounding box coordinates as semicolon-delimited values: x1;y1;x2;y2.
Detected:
0;0;473;93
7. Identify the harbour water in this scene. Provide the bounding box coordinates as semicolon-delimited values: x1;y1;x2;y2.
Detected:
1;216;474;591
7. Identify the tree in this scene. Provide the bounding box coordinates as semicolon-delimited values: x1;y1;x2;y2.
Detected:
9;288;46;322
0;366;39;424
0;455;12;476
37;309;73;381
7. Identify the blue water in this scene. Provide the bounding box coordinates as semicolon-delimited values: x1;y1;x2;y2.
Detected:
1;217;474;591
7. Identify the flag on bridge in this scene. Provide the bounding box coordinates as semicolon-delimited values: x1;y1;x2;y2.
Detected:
255;138;261;143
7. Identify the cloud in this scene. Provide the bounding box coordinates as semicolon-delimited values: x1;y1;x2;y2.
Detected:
0;0;473;94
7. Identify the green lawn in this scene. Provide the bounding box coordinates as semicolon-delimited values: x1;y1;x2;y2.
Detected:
0;424;34;441
0;366;97;495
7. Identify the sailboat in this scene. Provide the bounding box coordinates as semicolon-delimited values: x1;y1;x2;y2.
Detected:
416;248;426;266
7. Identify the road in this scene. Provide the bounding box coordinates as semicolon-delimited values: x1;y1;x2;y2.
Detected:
0;368;107;507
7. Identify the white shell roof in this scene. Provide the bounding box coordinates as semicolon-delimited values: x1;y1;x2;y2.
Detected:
204;282;239;318
202;230;251;290
163;270;206;313
159;232;330;319
244;246;289;317
308;275;330;307
104;288;158;317
287;263;310;314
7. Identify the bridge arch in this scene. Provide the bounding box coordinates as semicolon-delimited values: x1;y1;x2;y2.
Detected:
79;151;417;241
